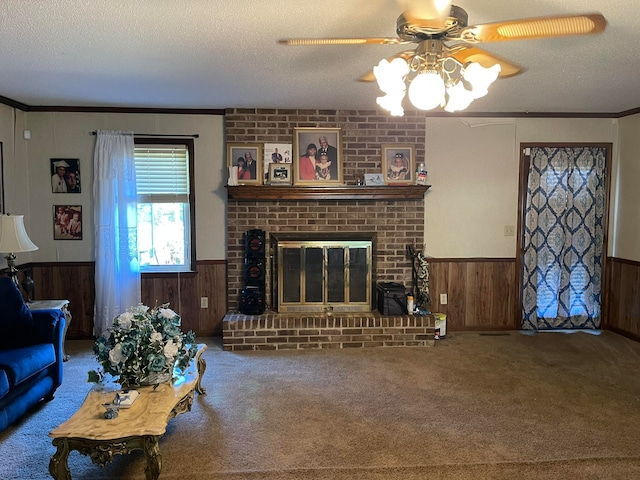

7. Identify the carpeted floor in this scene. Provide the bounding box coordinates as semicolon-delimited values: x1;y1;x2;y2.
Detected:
2;330;640;479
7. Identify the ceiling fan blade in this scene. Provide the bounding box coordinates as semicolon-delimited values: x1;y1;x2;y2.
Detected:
278;37;408;46
459;14;606;43
448;46;522;77
358;51;415;82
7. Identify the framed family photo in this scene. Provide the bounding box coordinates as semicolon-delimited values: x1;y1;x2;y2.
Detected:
53;205;83;240
227;143;263;185
293;127;343;186
51;158;81;193
264;143;292;183
382;145;415;185
269;163;292;185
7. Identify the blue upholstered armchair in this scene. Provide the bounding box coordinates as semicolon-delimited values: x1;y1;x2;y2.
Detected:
0;276;66;432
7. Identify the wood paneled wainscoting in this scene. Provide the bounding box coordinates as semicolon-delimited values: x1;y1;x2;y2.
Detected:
427;256;640;338
606;257;640;341
426;258;517;330
25;260;227;339
24;256;638;338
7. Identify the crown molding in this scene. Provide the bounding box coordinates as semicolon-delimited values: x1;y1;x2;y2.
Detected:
0;95;637;118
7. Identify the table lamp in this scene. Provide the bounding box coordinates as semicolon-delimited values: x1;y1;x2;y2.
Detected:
0;213;38;297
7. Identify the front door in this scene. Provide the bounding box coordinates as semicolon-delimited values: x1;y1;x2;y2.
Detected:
518;144;611;330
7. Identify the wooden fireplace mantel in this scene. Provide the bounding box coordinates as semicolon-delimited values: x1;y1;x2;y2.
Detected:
226;185;431;201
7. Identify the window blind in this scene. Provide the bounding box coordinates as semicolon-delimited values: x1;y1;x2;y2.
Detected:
134;146;189;201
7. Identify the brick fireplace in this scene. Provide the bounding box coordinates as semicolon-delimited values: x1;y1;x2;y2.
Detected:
223;108;435;350
226;193;426;311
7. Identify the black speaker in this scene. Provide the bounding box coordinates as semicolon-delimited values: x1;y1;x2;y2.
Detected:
245;229;265;259
244;259;265;285
240;286;265;315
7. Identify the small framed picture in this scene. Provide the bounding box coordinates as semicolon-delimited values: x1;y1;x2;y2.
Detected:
53;205;82;240
227;144;263;185
269;163;292;185
293;127;343;186
364;173;385;186
382;145;415;185
264;143;292;183
51;158;81;193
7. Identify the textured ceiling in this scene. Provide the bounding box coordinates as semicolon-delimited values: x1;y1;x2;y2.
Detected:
0;0;638;114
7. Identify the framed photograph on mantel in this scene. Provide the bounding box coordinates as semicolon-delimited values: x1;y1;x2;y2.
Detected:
382;144;415;185
227;143;263;185
264;143;292;184
293;127;343;186
269;163;292;185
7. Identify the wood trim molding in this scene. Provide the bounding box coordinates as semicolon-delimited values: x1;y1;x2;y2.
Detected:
608;256;640;267
226;185;431;201
427;257;515;263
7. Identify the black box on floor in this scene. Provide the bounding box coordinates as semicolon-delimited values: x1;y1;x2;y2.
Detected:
377;282;407;315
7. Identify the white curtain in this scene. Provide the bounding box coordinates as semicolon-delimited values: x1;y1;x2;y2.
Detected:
93;131;141;336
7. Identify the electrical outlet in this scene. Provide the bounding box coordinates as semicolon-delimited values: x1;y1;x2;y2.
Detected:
504;225;515;236
440;293;448;305
200;297;209;309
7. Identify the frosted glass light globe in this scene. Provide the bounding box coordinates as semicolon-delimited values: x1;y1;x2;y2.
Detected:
397;0;452;20
444;82;475;112
463;63;501;99
408;71;445;110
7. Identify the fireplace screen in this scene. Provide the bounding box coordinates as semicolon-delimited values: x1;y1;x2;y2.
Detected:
274;239;372;312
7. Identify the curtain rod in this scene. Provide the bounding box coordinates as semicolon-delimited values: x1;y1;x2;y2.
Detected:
90;131;199;138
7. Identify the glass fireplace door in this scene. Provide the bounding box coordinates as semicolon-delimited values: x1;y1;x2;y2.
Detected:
277;240;372;313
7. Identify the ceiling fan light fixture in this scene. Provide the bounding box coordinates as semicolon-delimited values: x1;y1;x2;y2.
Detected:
398;0;452;21
462;62;501;99
376;92;406;116
374;58;410;116
444;81;475;112
373;58;409;91
408;71;445;111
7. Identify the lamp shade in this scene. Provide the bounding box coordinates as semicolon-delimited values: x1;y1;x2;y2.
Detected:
0;214;38;253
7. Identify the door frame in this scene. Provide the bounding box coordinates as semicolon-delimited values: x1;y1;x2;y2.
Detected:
514;143;613;329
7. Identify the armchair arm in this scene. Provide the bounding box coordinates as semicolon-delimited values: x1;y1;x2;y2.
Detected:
31;309;66;388
31;309;65;345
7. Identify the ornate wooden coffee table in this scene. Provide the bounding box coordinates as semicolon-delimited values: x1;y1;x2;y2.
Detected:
49;344;207;480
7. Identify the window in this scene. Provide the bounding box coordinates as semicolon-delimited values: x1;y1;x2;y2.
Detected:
134;138;195;273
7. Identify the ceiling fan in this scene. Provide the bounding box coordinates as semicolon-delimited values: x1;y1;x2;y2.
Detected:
278;2;606;114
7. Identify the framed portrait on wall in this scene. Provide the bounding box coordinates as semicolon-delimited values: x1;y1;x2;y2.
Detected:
381;145;415;185
227;144;263;185
53;205;83;240
293;127;343;186
51;158;81;193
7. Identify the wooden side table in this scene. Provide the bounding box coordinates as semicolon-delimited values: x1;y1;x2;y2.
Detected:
28;300;72;361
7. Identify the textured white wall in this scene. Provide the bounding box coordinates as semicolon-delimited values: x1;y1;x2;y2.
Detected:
423;117;618;258
615;114;640;261
1;108;635;264
11;112;226;262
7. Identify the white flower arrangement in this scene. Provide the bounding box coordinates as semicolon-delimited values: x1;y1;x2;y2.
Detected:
88;304;197;388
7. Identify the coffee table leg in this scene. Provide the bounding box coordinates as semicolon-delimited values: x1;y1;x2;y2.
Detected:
49;438;71;480
196;352;207;395
143;435;162;480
